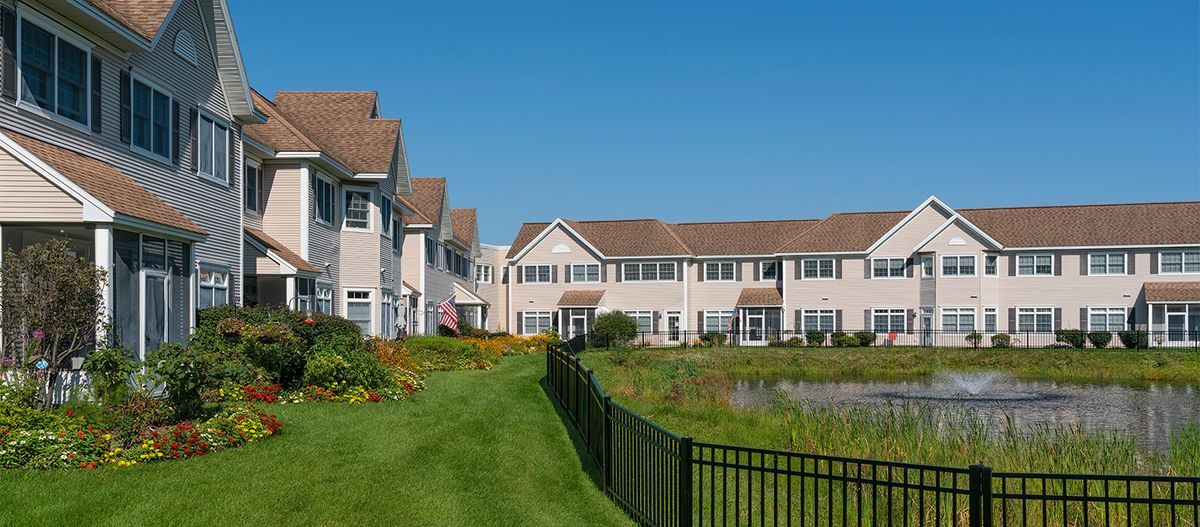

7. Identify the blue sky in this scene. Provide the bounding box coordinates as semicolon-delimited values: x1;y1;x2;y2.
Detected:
230;1;1199;244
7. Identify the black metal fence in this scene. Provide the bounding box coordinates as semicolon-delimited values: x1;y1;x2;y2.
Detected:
580;329;1200;351
546;343;1200;526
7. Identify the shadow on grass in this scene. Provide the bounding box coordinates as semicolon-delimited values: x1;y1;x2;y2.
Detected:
540;376;606;493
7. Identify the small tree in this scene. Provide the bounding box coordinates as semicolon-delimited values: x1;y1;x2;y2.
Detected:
1;240;107;408
593;311;639;347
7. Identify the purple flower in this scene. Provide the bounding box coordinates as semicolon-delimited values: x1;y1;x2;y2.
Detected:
0;357;11;367
31;330;44;341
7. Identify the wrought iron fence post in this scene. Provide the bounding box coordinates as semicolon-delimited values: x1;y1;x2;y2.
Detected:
603;395;613;495
969;464;994;527
981;465;993;526
678;436;693;527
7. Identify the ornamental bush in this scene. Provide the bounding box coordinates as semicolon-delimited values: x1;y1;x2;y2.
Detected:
852;331;877;347
1117;330;1149;349
238;323;305;388
965;332;984;348
402;336;495;371
593;311;639;347
832;334;860;347
990;333;1012;348
82;347;137;405
1055;329;1087;349
1087;331;1113;349
805;330;827;347
698;333;727;347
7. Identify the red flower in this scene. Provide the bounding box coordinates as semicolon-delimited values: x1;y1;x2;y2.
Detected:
66;409;75;416
304;318;314;324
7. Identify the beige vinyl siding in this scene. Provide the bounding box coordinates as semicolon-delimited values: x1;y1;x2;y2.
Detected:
924;222;992;314
259;163;301;248
242;241;281;275
0;0;243;300
689;259;755;330
476;244;509;332
0;149;83;220
872;205;952;256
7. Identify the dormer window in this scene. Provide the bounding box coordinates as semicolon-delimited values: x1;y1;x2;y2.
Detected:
17;14;91;128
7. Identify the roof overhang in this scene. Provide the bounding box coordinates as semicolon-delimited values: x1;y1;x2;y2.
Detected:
508;219;606;262
865;195;962;254
243;232;318;277
912;214;1004;253
453;282;488;306
241;135;276;158
40;0;154;52
274;152;354;179
0;130;111;221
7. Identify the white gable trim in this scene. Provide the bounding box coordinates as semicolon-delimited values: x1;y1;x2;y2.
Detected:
0;131;112;222
508;219;607;263
147;0;185;49
864;195;956;254
913;214;1004;252
242;232;318;277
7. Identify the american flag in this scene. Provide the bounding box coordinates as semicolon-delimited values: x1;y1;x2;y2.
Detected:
726;308;739;333
438;297;459;334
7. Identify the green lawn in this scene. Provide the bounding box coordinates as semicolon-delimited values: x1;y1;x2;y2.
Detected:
0;355;632;527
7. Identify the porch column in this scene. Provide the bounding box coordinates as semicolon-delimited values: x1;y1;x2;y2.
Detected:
286;276;297;311
94;226;113;343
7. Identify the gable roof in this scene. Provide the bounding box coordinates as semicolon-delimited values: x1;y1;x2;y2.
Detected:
1144;282;1200;302
959;202;1200;248
244;227;319;273
396;195;433;225
272;91;400;174
507;219;692;260
775;211;910;254
736;287;783;307
83;0;176;41
244;90;322;153
402;178;446;226
674;220;821;256
451;208;477;246
2;129;204;236
558;290;606;307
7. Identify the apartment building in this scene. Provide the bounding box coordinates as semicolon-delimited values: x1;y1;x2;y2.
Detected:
475;243;510;332
0;0;256;361
501;197;1200;346
398;178;487;335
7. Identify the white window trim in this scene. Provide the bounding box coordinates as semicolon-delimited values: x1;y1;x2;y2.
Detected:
523;263;553;284
476;264;493;284
801;258;836;280
940;254;977;278
921;256;934;278
243;157;262;213
1016;253;1055;277
315;283;334;315
759;260;780;281
983;307;998;332
983;254;999;276
14;9;94;133
311;172;336;226
704;261;736;282
623;262;677;282
391;218;402;253
128;73;174;165
195;107;230;185
197;262;230;308
522;310;552;335
871;308;907;331
342;187;374;232
1087;306;1127;332
871;257;907;279
1158;250;1200;275
801;308;836;331
625;310;653;333
703;310;735;333
343;288;375;334
1016;306;1055;332
380;196;394;239
1086;252;1127;276
570;262;601;284
939;307;977;332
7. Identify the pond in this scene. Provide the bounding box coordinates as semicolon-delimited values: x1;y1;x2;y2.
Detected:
729;372;1200;448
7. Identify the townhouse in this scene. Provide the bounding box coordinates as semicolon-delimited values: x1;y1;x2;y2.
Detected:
474;243;510;332
397;178;487;335
500;197;1200;347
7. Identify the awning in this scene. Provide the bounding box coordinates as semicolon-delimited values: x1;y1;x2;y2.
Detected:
1145;282;1200;302
244;228;320;275
453;282;489;306
558;290;605;307
736;287;783;307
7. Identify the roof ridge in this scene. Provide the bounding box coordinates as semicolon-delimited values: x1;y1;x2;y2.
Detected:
773;216;833;253
658;220;694;254
673;218;822;226
959;201;1200;212
250;89;324;152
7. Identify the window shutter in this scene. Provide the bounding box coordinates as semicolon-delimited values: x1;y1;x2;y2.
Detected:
652;312;659;333
515;266;523;284
516;312;523;334
119;70;131;144
794;309;802;330
171;100;181;164
834;310;843;331
563;265;571;283
864;259;873;279
1079;308;1088;331
676;262;682;282
1079;253;1089;276
1053;255;1062;276
1008;254;1017;276
1;7;15;101
696;311;704;332
906;308;914;334
188;107;198;171
864;310;872;332
1150;253;1159;274
795;260;803;280
1127;253;1136;275
228;125;236;183
1053;308;1062;330
696;263;704;282
90;56;103;133
906;257;914;278
834;258;842;279
734;262;742;282
1008;308;1017;333
600;264;607;283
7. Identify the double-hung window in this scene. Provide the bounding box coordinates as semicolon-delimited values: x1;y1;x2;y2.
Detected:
381;197;394;237
197;112;229;182
941;255;976;277
760;261;779;281
425;238;435;266
344;190;371;230
941;307;975;333
244;163;262;212
704;311;734;333
296;278;314;312
18;16;90;127
624;262;675;282
132;78;171;160
873;258;906;278
1089;253;1126;275
476;264;493;284
627;311;653;333
523;264;552;283
984;255;998;276
802;258;835;279
872;309;906;332
310;175;334;224
1017;254;1053;276
984;308;998;332
705;262;735;281
198;267;229;309
571;263;600;283
921;256;934;278
345;290;373;333
802;309;835;331
1089;307;1126;332
315;285;333;315
392;219;402;252
1017;307;1053;332
1159;250;1200;274
523;311;552;335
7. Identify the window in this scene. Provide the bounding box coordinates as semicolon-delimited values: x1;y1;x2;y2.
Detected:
315;285;333;315
523;264;552;283
941;307;976;333
476;264;493;284
802;309;835;331
760;261;779;281
921;256;934;278
1017;254;1053;276
425;238;435;266
296;278;314;312
392;219;402;252
1088;253;1126;275
1160;251;1200;274
381;197;393;237
18;16;90;127
198;267;229;309
244;163;262;212
310;175;334;224
571;263;600;283
704;311;734;333
1017;307;1053;332
345;290;373;334
523;311;552;335
197;112;229;182
131;78;171;159
941;255;976;277
1089;307;1126;332
344;190;371;230
872;308;906;332
984;308;997;332
623;262;676;282
705;262;736;281
802;258;834;279
442;246;451;271
984;255;998;276
873;258;906;278
627;311;653;333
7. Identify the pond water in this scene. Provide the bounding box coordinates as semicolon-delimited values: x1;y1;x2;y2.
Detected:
729;373;1200;448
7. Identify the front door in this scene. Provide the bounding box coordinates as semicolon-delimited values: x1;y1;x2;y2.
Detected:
920;308;934;347
570;315;588;339
746;313;764;343
1167;310;1187;343
666;312;680;342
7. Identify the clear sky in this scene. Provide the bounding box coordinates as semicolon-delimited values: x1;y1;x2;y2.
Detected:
230;0;1200;245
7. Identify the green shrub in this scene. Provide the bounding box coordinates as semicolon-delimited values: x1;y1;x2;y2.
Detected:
832;334;859;347
238;323;306;388
82;347;137;404
403;336;493;371
1118;330;1149;349
990;333;1012;348
965;332;984;348
852;331;877;347
1086;331;1113;349
302;352;350;389
698;333;727;347
0;399;84;431
196;305;361;350
1055;329;1087;349
805;330;827;347
437;324;459;337
148;343;216;420
593;311;639;346
306;335;390;390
